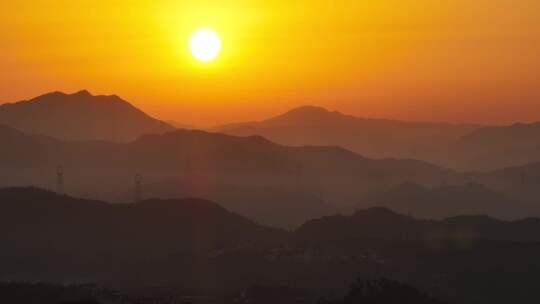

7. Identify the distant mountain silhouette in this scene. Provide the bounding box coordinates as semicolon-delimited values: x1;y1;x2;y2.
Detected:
431;122;540;170
215;105;480;161
0;187;282;258
0;125;454;213
360;182;538;219
476;161;540;205
295;206;540;242
216;106;540;171
0;90;173;141
166;120;195;129
137;177;337;228
2;122;538;223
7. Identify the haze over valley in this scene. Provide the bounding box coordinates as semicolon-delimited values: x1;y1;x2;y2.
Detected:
2;88;540;303
2;2;540;302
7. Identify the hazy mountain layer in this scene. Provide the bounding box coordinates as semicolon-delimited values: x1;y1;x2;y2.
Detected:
138;177;337;228
358;182;540;220
215;105;480;166
0;125;454;213
216;105;540;171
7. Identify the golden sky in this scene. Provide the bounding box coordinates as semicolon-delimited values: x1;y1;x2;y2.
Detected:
1;0;539;126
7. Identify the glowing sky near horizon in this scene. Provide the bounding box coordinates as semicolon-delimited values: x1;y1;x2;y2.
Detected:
1;1;539;126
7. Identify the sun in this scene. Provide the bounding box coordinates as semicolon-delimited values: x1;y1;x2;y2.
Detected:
189;29;221;62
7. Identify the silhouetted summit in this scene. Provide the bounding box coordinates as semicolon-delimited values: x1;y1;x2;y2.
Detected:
267;105;340;123
0;90;173;141
218;109;540;170
215;105;479;161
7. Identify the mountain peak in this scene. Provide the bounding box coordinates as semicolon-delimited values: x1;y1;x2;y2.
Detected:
267;105;340;124
0;90;174;142
283;105;334;118
31;91;67;100
28;90;93;103
73;89;92;97
288;105;331;114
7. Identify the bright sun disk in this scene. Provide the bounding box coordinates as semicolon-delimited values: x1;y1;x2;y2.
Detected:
189;29;221;62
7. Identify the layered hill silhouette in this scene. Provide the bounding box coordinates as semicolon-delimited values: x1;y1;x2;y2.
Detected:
215;105;479;163
476;161;540;204
0;90;173;141
0;187;282;258
0;125;454;214
217;105;540;171
295;206;540;243
4;91;540;171
138;177;337;227
166;120;195;129
359;182;539;220
433;122;540;170
3;187;540;303
4;187;540;254
5;91;540;171
2;120;538;224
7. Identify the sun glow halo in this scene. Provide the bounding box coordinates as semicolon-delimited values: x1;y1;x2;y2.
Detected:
189;29;221;62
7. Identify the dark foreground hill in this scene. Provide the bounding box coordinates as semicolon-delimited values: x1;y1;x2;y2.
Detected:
2;188;540;303
295;206;540;243
4;187;540;255
0;187;283;258
0;90;173;141
0;282;101;304
320;278;446;304
0;279;444;304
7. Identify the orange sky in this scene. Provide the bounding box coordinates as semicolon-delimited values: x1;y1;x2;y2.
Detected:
1;1;540;126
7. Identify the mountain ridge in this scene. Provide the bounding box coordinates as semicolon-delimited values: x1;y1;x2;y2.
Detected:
217;105;481;130
216;105;540;171
295;206;540;243
215;105;482;164
0;186;283;258
0;124;455;225
358;181;538;220
0;90;174;142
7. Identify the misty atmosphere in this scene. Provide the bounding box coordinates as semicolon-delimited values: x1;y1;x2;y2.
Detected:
2;1;540;303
